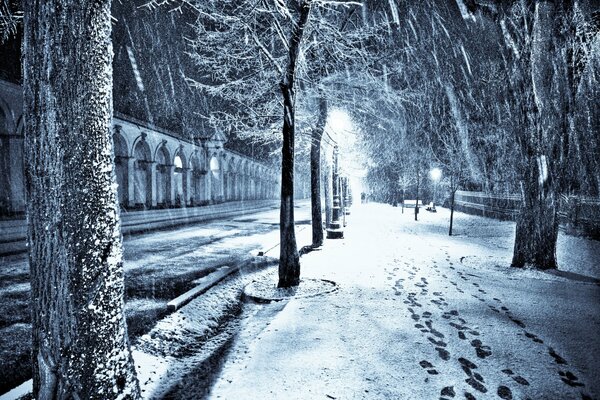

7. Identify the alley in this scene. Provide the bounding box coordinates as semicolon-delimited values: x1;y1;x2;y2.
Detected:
206;203;600;400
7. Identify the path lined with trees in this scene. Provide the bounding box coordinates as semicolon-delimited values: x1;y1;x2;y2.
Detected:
0;0;598;398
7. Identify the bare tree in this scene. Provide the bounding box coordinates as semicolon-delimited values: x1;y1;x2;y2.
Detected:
467;0;599;269
23;0;141;398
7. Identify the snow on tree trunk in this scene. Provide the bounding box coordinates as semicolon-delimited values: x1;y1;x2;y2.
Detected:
511;0;559;270
511;158;559;269
278;1;312;288
310;95;327;247
324;157;332;227
414;165;420;221
23;1;141;398
449;176;456;236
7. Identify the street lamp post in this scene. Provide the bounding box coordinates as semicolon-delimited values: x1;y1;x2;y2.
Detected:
430;167;442;210
343;176;351;216
326;146;344;239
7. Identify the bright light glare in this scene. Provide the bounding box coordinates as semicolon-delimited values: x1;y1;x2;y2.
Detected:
430;167;442;181
174;155;183;169
327;108;353;136
210;156;220;171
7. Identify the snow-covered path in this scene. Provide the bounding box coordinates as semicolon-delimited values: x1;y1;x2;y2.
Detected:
208;203;600;400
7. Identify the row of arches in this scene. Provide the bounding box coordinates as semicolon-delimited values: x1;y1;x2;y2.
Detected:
0;79;279;216
112;130;278;209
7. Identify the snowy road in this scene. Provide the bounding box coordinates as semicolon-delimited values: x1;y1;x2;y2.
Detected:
207;203;600;400
0;201;313;397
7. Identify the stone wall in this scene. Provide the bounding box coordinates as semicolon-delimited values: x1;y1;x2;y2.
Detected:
0;80;279;216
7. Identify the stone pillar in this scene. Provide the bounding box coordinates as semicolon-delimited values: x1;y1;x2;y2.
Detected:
149;161;157;207
326;146;343;239
257;179;261;199
324;161;332;227
240;175;245;200
217;169;224;202
344;176;351;215
167;164;176;206
126;157;136;208
8;135;25;213
206;170;212;203
184;167;192;206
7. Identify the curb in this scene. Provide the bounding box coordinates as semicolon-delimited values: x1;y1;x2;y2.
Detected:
166;221;315;311
166;256;277;312
242;278;338;304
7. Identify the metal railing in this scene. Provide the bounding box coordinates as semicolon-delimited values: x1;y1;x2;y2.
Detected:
453;191;600;239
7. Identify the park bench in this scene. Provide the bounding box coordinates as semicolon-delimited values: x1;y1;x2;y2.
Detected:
403;200;423;208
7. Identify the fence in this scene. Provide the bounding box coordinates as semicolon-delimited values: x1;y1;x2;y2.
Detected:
0;199;279;256
453;191;600;239
453;191;521;221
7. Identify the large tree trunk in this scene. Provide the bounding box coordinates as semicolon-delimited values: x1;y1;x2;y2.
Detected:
449;177;456;236
511;165;559;269
511;0;560;269
278;1;312;288
414;166;420;221
324;157;332;227
310;95;328;247
23;1;141;398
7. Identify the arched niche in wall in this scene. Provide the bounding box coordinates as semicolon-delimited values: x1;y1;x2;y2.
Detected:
173;148;187;207
112;128;130;207
209;154;221;202
133;138;152;208
189;150;206;205
0;107;11;214
227;158;236;201
155;143;171;206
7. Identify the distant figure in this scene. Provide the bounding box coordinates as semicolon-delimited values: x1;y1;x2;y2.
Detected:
361;192;366;203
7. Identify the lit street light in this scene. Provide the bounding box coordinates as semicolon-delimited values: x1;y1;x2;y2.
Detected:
430;168;442;210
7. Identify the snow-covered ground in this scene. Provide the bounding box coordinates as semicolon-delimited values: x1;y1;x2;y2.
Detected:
2;202;599;399
0;201;313;398
202;203;600;400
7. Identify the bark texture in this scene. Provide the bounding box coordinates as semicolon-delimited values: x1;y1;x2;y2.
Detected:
511;160;559;268
449;187;456;236
414;166;420;221
310;95;327;247
23;1;141;398
510;0;560;269
278;1;312;288
324;159;332;226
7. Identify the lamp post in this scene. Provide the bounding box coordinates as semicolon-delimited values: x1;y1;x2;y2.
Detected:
326;146;344;239
430;167;442;210
343;176;351;216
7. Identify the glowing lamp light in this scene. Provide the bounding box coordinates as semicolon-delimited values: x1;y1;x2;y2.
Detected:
174;155;183;169
210;156;220;178
430;168;442;181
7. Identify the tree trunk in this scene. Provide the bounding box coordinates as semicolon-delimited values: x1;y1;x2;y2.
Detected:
401;188;405;214
310;95;327;247
324;158;332;227
511;0;560;270
511;159;559;269
23;1;141;398
449;187;456;236
278;1;312;288
414;166;420;221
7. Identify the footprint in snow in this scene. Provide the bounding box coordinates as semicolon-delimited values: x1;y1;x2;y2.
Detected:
502;369;530;386
558;370;584;388
523;331;544;344
464;391;477;400
470;339;492;359
548;347;567;365
440;386;455;398
419;359;438;375
497;386;513;399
